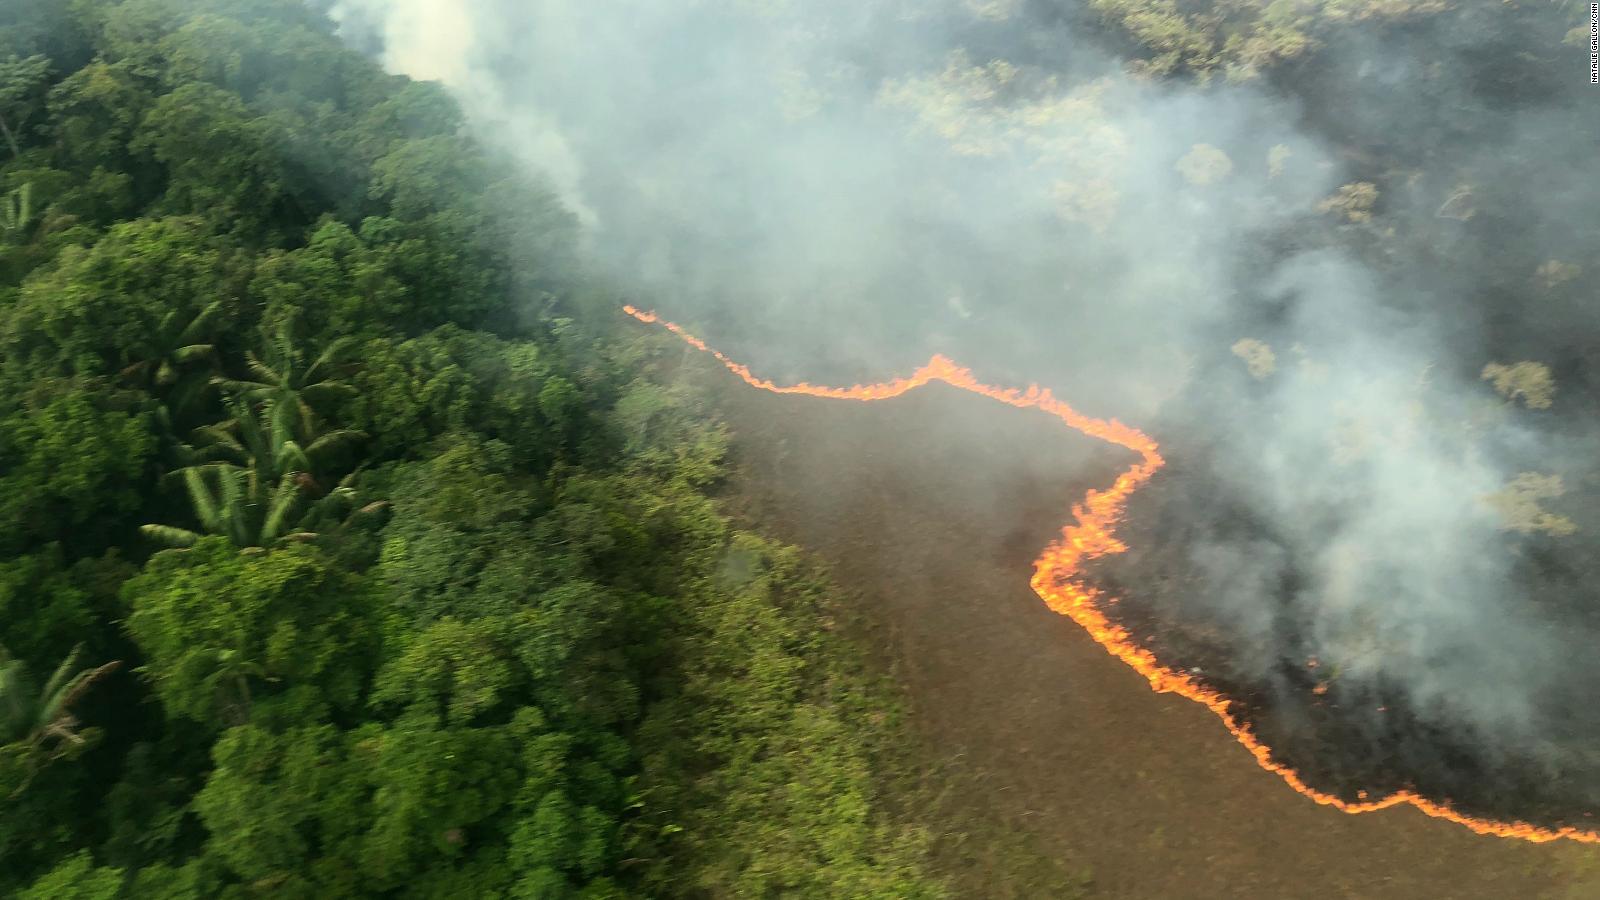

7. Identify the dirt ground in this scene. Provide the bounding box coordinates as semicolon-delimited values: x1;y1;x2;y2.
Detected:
709;376;1594;899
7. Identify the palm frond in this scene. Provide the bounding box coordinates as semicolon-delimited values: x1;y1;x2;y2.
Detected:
178;301;227;345
171;343;216;364
275;439;312;475
299;382;358;405
211;377;271;397
36;646;85;726
233;401;269;462
243;350;281;386
215;466;250;545
268;399;302;453
155;309;182;343
306;337;354;381
191;420;239;443
182;467;222;533
304;429;365;463
57;661;121;712
346;500;391;527
261;474;305;544
184;426;245;467
166;370;215;419
119;359;153;382
139;524;203;548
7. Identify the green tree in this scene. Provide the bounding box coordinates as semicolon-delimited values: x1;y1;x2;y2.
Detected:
131;82;293;237
0;2;958;894
122;539;376;726
346;327;585;469
250;218;409;341
46;59;157;185
0;385;157;554
366;138;577;328
0;216;241;381
17;851;123;900
215;316;358;446
119;299;225;414
0;644;121;792
0;546;130;666
0;55;50;160
142;395;377;550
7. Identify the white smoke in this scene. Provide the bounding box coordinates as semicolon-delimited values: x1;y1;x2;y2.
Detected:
318;0;1595;763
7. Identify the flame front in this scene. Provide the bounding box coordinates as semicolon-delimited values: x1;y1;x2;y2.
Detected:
625;305;1600;845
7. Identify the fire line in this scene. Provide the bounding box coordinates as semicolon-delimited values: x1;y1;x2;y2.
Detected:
624;305;1600;845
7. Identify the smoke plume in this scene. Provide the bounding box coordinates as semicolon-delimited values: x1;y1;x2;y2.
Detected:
321;0;1600;808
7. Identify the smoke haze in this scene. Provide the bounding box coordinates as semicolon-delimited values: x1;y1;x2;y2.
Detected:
322;0;1600;807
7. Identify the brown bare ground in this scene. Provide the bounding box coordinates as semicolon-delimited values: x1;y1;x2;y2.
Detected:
708;375;1592;899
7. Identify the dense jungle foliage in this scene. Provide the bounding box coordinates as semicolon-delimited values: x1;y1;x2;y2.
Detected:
0;1;947;896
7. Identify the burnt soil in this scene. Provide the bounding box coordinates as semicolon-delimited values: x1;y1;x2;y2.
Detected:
707;373;1588;899
1094;444;1600;836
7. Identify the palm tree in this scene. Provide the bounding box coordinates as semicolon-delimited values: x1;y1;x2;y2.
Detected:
141;396;383;550
0;644;122;753
213;316;357;445
145;319;382;551
120;300;226;415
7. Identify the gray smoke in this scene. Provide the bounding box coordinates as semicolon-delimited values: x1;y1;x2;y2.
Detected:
321;0;1599;779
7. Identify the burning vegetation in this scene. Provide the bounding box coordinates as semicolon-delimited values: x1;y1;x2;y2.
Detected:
629;305;1600;845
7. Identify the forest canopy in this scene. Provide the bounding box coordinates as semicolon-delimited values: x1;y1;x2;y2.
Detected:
0;1;945;896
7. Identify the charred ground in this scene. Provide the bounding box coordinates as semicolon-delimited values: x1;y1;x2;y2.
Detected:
1093;435;1600;834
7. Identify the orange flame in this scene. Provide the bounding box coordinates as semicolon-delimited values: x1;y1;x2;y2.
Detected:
626;305;1600;844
